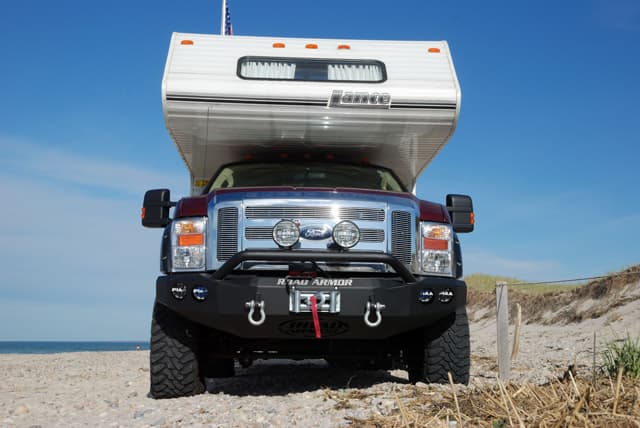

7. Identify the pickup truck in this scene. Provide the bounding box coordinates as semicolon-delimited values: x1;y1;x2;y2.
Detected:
142;33;474;398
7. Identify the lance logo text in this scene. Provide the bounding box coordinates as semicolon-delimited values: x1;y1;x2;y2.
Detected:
329;90;391;108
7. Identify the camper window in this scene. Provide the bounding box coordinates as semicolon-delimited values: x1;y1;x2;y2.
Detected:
238;57;386;82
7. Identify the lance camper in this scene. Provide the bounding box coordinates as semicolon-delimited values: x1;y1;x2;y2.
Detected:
142;33;474;399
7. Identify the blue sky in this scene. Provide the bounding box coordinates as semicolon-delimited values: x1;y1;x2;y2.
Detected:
0;0;639;340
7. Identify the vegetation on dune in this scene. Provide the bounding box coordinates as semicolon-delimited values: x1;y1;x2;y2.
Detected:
464;273;584;294
464;265;640;324
603;335;640;379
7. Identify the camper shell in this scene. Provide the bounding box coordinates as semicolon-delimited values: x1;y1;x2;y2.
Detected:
162;33;461;194
144;33;473;399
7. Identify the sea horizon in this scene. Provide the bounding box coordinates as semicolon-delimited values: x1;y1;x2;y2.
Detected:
0;341;150;354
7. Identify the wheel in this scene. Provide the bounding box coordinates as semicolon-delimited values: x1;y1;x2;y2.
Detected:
407;307;470;384
149;303;205;399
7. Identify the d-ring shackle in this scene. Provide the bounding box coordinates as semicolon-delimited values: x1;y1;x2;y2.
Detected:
245;300;266;326
364;301;386;328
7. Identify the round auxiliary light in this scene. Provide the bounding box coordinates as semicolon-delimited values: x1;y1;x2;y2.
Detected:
418;289;434;304
192;286;209;301
171;283;188;300
272;220;300;248
438;289;454;304
332;220;360;249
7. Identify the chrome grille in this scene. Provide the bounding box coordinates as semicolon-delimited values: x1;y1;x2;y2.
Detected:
217;207;238;261
245;227;273;240
245;226;384;242
360;228;385;242
391;211;412;265
245;206;384;222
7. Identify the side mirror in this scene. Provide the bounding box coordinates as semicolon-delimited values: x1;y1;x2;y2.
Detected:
142;189;175;228
446;194;474;233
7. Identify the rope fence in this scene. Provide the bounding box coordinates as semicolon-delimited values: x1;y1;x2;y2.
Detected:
507;270;639;286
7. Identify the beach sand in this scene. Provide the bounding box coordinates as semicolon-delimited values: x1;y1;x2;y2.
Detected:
2;285;638;427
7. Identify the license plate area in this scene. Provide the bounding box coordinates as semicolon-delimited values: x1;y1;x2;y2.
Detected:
289;287;341;314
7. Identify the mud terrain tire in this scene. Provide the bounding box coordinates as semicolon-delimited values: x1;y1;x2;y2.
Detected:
408;307;470;384
150;303;205;399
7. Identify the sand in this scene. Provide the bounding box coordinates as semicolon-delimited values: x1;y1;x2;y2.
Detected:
1;294;638;427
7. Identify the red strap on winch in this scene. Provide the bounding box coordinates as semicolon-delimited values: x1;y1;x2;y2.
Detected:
310;295;322;339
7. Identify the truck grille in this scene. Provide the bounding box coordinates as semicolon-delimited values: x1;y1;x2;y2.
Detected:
391;211;412;265
217;207;238;261
245;206;384;222
245;226;385;242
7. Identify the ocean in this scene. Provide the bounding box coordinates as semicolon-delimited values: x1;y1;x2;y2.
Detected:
0;341;150;354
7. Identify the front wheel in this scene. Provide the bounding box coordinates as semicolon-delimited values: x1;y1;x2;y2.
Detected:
407;307;470;384
149;303;205;399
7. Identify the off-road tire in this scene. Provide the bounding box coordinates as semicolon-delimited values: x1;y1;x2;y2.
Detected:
407;307;470;384
149;303;205;399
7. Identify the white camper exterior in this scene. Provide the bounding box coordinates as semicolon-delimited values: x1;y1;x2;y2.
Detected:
162;33;461;195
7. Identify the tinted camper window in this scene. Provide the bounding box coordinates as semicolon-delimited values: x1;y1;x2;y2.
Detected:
238;57;386;82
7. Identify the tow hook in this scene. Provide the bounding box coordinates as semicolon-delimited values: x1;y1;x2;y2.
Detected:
364;300;386;328
245;299;266;326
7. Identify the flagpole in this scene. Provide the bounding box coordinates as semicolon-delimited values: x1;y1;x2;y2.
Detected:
220;0;227;36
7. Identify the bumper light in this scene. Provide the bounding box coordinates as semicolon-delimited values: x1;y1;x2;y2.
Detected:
171;283;187;300
418;289;434;303
438;289;454;303
332;220;360;249
192;286;209;301
273;220;300;248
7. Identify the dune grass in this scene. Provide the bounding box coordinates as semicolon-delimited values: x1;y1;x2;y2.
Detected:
603;335;640;379
464;273;584;295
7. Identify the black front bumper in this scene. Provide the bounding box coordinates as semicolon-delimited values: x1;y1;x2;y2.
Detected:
156;272;466;340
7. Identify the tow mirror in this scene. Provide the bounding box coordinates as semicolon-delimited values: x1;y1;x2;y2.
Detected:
142;189;175;228
446;194;474;233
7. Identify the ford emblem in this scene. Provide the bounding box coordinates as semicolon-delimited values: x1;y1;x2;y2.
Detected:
300;224;332;240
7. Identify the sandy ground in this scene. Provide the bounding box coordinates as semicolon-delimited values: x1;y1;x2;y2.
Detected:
1;298;639;427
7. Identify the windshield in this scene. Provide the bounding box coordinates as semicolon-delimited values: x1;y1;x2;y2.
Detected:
209;163;405;192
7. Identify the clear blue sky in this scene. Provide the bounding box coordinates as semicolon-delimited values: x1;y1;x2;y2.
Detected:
1;0;638;340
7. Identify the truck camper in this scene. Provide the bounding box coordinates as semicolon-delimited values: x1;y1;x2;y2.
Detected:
143;33;474;399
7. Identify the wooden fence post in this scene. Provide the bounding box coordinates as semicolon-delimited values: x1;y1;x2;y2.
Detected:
496;281;510;380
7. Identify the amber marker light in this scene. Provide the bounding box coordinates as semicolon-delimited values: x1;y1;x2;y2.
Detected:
178;234;204;247
428;227;446;239
141;207;146;219
337;44;351;50
179;223;197;233
181;40;194;45
273;42;285;48
423;238;448;250
305;43;318;49
428;47;441;53
470;212;475;225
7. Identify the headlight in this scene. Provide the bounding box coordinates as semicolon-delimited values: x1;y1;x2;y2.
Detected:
272;220;300;248
171;217;207;271
421;222;453;276
332;220;360;249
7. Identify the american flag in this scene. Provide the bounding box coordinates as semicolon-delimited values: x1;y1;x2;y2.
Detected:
224;1;233;35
